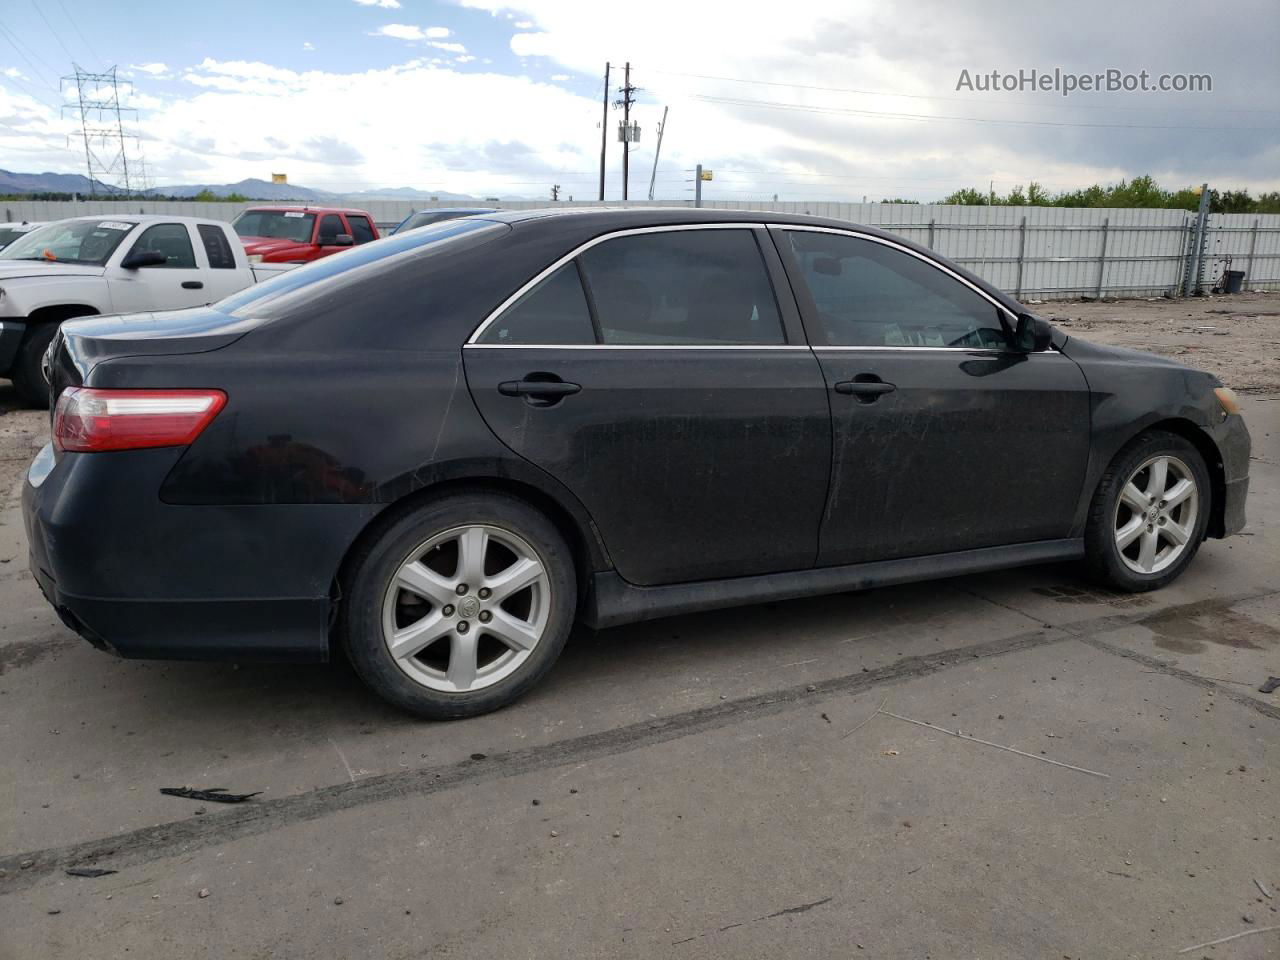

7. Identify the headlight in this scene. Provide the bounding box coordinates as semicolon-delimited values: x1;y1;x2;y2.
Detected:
246;254;263;264
1214;386;1242;416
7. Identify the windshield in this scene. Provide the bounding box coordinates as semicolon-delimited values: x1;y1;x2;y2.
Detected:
0;226;38;248
218;218;508;319
0;219;136;265
392;210;493;235
232;210;316;243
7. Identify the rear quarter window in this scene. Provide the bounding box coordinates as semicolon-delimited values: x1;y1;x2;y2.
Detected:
198;224;238;269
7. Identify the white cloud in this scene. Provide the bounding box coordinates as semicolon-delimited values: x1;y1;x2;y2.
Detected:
455;55;477;64
3;67;24;79
373;23;428;40
514;19;533;28
429;41;467;54
353;0;401;8
302;41;315;51
129;62;170;76
372;23;453;42
550;73;569;83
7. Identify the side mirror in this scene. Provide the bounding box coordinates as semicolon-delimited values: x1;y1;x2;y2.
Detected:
1013;313;1053;352
121;249;168;269
320;233;354;247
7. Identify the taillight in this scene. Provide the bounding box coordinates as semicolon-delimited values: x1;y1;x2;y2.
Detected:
53;387;227;453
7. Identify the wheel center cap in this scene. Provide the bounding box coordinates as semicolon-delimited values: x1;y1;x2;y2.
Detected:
459;596;480;618
1147;506;1160;522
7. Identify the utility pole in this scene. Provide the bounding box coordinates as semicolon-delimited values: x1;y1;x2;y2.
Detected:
551;184;560;201
598;62;609;201
647;106;668;201
61;64;137;196
1186;182;1212;297
695;164;703;208
615;62;638;201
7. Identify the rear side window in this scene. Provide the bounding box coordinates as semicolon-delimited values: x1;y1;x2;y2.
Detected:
197;224;237;269
577;230;784;345
347;215;376;245
133;223;196;268
786;231;1007;349
478;263;595;345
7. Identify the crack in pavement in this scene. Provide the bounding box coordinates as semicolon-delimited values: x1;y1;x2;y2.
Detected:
0;589;1274;896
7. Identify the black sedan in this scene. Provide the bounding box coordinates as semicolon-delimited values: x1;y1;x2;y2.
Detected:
23;209;1250;718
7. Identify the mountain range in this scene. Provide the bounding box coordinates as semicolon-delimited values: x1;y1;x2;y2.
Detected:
0;169;498;202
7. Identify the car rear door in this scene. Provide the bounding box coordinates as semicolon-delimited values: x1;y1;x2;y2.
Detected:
463;224;832;587
773;226;1091;566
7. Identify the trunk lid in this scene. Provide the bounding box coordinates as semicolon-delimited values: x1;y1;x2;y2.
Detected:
49;306;257;396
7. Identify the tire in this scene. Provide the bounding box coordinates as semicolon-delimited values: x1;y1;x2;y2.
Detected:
10;322;57;409
1083;429;1211;592
340;492;577;719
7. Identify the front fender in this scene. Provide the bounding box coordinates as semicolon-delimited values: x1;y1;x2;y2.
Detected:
0;275;110;318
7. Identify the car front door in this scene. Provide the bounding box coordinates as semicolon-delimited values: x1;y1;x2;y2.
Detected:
107;222;210;313
774;226;1091;566
463;224;832;587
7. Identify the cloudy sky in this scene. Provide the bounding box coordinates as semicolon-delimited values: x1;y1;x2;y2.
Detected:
1;0;1276;201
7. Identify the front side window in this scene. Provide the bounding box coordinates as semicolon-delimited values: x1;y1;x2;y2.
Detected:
347;215;376;245
478;263;595;345
132;223;197;268
0;219;135;265
197;224;237;269
232;210;315;243
317;215;345;243
577;229;785;345
786;231;1008;349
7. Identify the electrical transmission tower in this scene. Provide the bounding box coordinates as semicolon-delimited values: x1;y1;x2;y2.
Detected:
61;65;137;196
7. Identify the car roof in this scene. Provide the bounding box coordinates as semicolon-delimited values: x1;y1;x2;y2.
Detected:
60;214;228;226
244;205;374;215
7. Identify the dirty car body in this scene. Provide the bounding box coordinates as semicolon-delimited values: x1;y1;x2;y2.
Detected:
23;209;1249;711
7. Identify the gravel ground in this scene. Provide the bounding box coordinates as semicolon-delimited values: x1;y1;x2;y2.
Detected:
1041;291;1280;395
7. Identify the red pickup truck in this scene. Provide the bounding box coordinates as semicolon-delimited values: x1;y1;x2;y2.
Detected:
231;206;380;264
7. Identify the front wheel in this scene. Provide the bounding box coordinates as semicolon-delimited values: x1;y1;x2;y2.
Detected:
10;322;57;408
1083;430;1211;591
340;493;577;719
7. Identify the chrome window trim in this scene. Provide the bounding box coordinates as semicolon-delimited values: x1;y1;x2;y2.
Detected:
812;345;1061;354
465;222;772;346
465;343;812;351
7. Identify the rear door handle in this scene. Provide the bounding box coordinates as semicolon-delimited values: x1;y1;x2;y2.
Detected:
182;281;204;290
834;380;896;397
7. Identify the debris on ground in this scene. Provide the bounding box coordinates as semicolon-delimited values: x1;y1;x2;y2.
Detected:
159;787;262;804
1257;878;1274;899
198;888;210;899
1259;677;1280;694
65;868;116;878
1177;924;1280;954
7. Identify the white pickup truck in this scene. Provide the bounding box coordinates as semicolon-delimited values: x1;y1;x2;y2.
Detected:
0;214;289;406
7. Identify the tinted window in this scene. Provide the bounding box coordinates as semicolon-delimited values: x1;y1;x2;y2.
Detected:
578;230;784;345
133;223;196;268
478;263;595;345
347;215;375;245
318;215;344;243
197;224;237;269
232;210;314;242
787;231;1007;349
218;219;508;319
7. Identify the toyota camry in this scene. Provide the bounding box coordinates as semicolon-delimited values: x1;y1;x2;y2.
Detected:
23;209;1250;718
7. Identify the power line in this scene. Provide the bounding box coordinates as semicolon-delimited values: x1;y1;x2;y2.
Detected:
693;93;1273;132
31;1;75;63
0;21;61;93
55;0;102;67
651;68;1280;116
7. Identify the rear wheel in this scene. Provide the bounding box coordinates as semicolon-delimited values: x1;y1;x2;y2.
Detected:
10;322;57;408
1084;430;1210;591
340;493;577;719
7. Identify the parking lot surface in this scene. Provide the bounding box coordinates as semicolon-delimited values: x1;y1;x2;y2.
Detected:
1;300;1278;959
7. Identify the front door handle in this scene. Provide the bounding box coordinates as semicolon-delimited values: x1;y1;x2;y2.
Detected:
498;377;581;406
182;281;204;290
834;380;896;397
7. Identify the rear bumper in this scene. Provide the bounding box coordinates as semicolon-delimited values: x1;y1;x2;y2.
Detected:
23;443;382;662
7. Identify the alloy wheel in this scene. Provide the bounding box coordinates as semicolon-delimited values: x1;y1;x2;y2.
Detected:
381;524;551;692
1113;455;1199;575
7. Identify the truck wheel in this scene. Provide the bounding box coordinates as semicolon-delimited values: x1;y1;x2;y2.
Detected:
339;492;578;719
10;322;57;409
